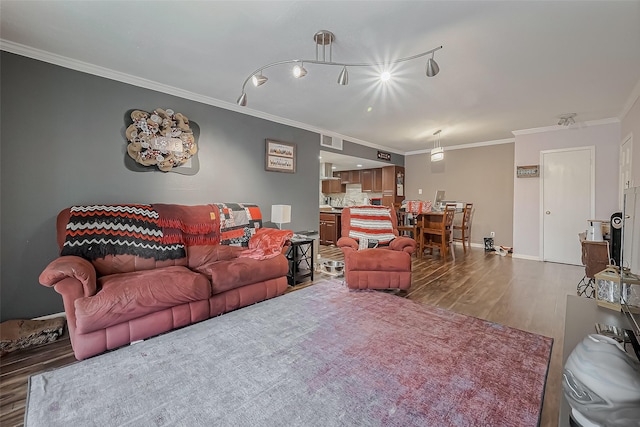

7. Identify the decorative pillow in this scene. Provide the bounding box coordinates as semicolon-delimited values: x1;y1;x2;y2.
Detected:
348;206;397;244
238;228;293;260
403;200;432;214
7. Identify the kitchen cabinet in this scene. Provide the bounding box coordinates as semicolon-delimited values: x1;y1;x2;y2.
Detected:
319;212;341;245
333;170;361;184
361;168;382;192
321;179;345;194
381;166;405;206
333;171;350;184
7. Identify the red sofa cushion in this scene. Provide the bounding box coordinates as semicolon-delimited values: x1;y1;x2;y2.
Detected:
74;266;211;334
196;255;289;295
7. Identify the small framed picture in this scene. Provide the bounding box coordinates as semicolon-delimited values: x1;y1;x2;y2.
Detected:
265;139;296;173
516;165;539;178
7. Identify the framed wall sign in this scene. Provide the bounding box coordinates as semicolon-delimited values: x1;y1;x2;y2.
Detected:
516;165;539;178
377;151;392;161
265;139;296;173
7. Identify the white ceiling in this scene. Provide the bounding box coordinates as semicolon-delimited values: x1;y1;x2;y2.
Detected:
2;1;640;159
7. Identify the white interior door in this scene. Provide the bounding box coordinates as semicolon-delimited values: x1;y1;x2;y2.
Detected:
541;147;594;265
620;134;633;209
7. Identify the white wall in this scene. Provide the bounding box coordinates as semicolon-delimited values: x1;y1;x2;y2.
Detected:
512;122;620;259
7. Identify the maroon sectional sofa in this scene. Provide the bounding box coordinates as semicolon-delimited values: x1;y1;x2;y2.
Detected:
39;203;291;360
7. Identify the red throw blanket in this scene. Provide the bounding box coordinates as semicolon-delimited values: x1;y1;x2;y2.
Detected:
153;204;220;246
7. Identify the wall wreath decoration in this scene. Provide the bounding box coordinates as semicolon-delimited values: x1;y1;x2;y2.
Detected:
125;108;198;172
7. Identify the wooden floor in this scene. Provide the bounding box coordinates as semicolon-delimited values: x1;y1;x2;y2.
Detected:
1;244;581;427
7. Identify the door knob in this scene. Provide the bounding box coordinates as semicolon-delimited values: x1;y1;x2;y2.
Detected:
546;211;551;215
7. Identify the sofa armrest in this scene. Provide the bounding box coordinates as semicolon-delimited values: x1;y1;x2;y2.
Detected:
337;236;359;251
39;256;97;298
389;236;417;254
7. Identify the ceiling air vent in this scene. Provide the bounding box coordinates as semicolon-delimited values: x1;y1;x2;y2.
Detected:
320;135;343;150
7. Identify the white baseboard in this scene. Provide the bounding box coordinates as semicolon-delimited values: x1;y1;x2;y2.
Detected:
512;253;541;261
32;312;66;321
454;241;541;261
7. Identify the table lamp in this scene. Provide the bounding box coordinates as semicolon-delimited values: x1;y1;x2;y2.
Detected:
271;205;291;230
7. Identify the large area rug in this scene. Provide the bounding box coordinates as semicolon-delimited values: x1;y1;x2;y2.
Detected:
25;280;552;426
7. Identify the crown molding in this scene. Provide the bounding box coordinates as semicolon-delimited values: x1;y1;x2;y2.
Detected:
512;117;620;136
0;39;402;154
405;137;514;156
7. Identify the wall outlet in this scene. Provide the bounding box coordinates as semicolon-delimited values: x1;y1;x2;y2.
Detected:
490;231;495;238
418;188;422;195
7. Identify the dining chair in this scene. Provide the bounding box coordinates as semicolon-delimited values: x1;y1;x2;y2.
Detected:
396;209;420;241
419;203;456;260
453;203;474;253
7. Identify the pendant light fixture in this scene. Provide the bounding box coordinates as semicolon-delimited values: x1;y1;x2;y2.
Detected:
236;30;443;107
431;130;444;162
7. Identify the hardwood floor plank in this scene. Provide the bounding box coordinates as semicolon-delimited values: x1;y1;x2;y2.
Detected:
1;244;589;427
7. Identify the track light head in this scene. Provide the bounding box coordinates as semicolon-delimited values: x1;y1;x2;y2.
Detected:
293;63;307;78
252;74;268;87
237;93;247;106
337;66;349;85
426;53;440;77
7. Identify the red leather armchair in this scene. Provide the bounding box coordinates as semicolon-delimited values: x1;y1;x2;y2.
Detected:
337;206;416;290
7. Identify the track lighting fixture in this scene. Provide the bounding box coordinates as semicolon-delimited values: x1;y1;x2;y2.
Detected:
557;113;577;126
430;130;444;162
236;30;443;106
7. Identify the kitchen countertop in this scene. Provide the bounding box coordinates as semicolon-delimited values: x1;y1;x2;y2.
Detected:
319;205;344;214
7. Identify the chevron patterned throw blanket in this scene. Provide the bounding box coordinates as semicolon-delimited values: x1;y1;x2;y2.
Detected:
61;205;186;261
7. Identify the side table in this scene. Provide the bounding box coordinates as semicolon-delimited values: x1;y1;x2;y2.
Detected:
286;238;314;286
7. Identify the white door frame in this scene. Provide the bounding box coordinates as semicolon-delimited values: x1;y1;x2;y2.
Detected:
539;146;595;262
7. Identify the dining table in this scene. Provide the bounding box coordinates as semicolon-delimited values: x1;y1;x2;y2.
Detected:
409;207;464;259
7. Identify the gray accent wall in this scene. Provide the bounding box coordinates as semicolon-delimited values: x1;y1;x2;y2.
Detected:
1;52;401;320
